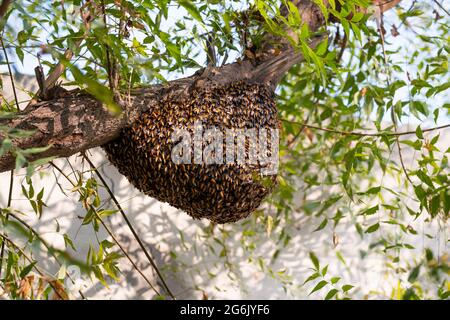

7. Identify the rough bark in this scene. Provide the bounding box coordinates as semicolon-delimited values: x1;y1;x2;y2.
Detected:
0;0;401;173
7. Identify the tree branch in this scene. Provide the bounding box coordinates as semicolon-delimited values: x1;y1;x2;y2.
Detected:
0;0;403;174
0;0;11;20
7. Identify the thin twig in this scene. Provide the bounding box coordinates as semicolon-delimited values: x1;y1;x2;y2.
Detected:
432;0;450;17
7;212;86;299
0;169;13;279
50;161;162;297
26;4;94;107
397;0;417;30
83;154;175;299
286;115;310;149
0;38;19;110
282;119;450;137
0;233;65;299
0;36;18;280
101;0;114;91
336;32;347;64
377;9;413;184
0;0;11;20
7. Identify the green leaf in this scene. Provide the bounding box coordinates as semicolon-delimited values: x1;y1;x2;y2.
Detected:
365;223;380;233
64;234;76;251
357;186;381;196
0;138;12;156
407;265;421;283
416;170;434;188
37;188;44;201
440;291;450;300
98;209;118;218
15;47;24;63
82;209;95;225
336;251;347;266
429;195;440;217
28;183;34;198
92;265;108;287
331;277;341;284
315;38;329;57
314;218;328;232
70;65;121;115
21;145;52;155
20;262;37;278
178;0;203;23
321;265;328;276
15;152;27;170
303;272;320;284
325;288;339;300
415;126;423;139
266;215;274;237
309;280;328;295
309;251;320;270
360;205;379;216
342;284;354;293
414;185;427;203
21;184;28;198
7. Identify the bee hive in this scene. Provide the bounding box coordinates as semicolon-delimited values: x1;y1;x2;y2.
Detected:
103;80;279;223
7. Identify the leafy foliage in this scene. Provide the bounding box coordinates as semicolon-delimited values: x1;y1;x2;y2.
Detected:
0;0;449;300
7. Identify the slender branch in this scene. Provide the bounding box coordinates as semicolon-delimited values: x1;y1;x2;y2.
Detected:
83;154;175;299
0;36;18;280
0;233;65;299
0;38;19;110
433;0;450;17
0;0;11;20
0;169;13;279
50;161;162;297
7;211;86;299
27;3;94;105
397;0;417;29
286;116;310;149
378;8;413;184
101;0;114;92
395;129;413;183
336;31;348;63
283;119;450;137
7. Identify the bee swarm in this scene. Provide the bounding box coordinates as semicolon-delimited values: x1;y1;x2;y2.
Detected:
103;80;279;223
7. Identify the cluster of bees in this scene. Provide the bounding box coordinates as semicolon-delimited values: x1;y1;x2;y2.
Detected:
103;80;280;223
